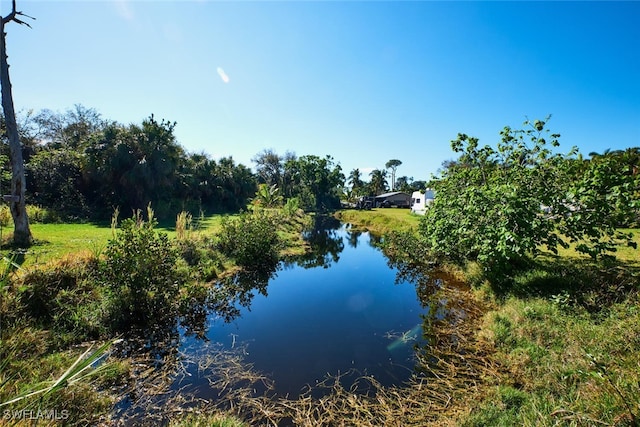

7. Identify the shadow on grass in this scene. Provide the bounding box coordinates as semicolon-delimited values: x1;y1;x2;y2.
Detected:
505;255;640;314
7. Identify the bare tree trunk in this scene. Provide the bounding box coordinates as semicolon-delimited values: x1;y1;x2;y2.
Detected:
1;14;32;247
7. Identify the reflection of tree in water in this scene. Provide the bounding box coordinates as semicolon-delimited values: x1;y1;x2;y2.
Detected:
208;268;276;322
289;215;345;269
112;264;279;423
346;227;362;248
385;252;476;380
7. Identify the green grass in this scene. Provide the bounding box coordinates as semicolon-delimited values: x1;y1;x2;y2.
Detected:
335;207;420;235
539;228;640;266
0;214;236;268
169;413;248;427
466;293;640;426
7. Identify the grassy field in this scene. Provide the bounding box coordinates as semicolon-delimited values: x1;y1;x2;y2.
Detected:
0;213;233;268
335;207;421;234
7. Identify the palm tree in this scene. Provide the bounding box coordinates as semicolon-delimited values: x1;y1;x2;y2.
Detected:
369;169;388;195
348;168;363;190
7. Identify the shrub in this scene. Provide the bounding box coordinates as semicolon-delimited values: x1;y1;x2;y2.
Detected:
216;211;281;269
282;197;301;217
99;209;184;330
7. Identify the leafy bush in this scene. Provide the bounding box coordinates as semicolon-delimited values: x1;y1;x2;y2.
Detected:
282;197;301;217
421;118;638;287
99;210;184;330
216;211;281;269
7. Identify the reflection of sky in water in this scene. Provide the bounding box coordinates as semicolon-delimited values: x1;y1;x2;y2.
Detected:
179;224;429;398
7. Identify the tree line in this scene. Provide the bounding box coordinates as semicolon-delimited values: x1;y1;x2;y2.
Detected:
1;106;256;221
0;106;367;224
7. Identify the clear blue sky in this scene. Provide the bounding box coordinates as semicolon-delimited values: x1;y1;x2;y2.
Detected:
3;1;639;182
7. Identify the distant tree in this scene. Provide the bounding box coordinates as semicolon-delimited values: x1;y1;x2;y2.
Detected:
409;180;427;192
285;155;344;211
83;116;185;217
369;169;388;195
252;149;283;186
394;175;412;193
213;156;257;211
32;104;104;149
347;168;364;192
1;0;34;246
26;149;89;218
385;159;402;191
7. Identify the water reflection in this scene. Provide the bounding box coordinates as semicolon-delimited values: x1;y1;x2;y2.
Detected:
346;227;363;249
288;215;344;269
112;217;474;423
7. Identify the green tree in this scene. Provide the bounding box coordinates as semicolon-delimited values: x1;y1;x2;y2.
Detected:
420;118;638;285
83;116;185;217
252;149;284;186
285;155;344;211
385;159;402;191
32;105;104;150
26;149;89;218
347;168;366;196
369;169;388;195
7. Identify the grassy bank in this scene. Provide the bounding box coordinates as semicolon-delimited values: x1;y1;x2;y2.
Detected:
335;207;420;235
0;208;310;426
342;209;640;426
0;213;233;268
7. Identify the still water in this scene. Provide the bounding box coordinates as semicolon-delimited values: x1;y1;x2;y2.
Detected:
177;218;432;398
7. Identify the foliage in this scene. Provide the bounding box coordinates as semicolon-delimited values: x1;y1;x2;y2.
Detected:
83;116;185;217
368;168;388;195
98;208;183;330
420;118;638;285
216;211;282;269
282;196;301;217
16;254;105;341
284;155;344;211
560;151;640;259
26;148;89;218
18;108;257;220
251;183;283;208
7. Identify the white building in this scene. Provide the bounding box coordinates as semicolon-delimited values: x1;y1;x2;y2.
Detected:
410;189;435;215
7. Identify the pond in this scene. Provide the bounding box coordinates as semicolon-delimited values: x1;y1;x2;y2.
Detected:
176;217;440;399
113;216;459;423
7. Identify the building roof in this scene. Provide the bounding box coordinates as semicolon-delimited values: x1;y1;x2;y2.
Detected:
375;191;410;199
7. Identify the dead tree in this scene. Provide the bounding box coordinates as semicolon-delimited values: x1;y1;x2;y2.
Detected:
1;0;34;246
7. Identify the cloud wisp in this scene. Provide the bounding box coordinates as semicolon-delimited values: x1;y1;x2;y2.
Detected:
217;67;230;84
114;0;134;22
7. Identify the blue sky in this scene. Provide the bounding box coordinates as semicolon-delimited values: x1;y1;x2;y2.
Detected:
3;1;639;182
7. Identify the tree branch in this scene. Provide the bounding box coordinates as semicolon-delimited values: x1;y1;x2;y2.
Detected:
2;0;35;27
